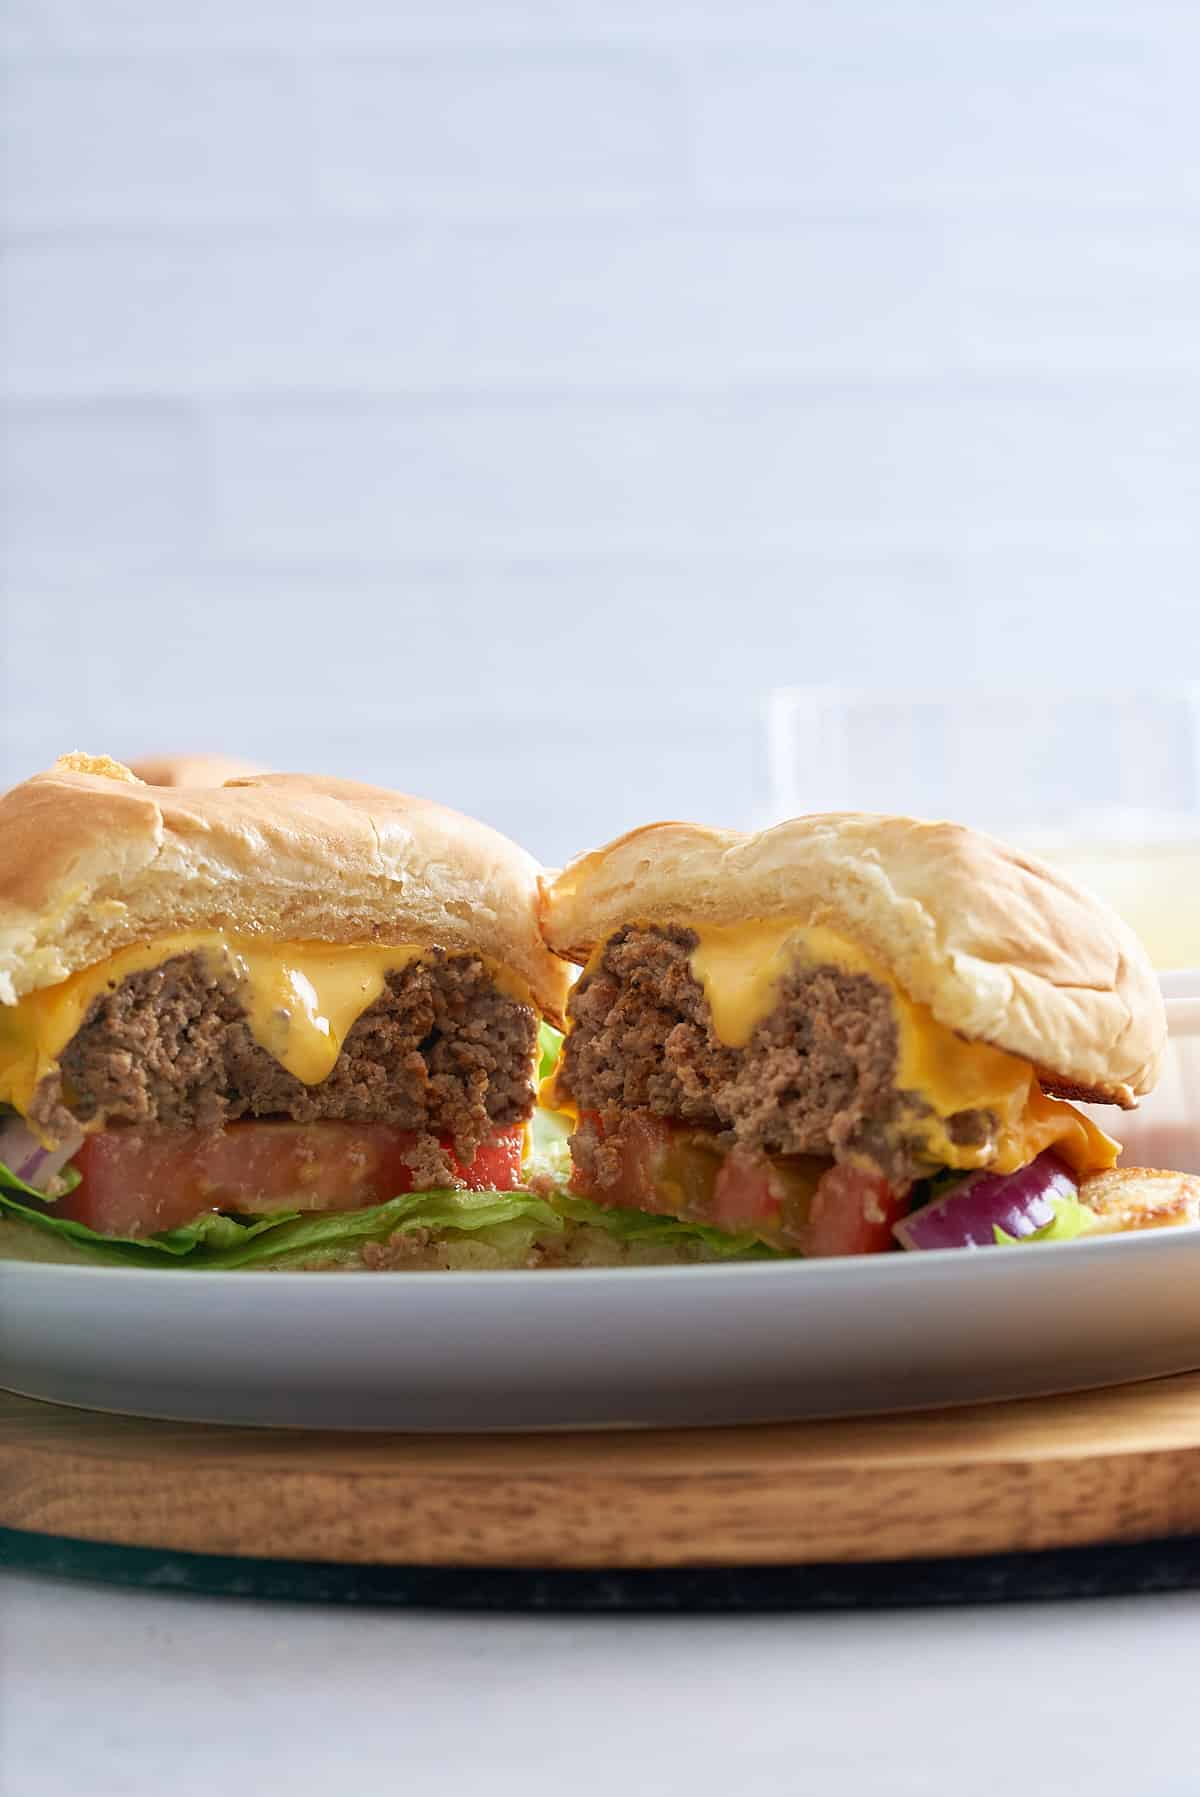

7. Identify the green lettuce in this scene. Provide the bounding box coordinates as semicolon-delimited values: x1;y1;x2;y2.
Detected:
537;1020;563;1082
204;1188;568;1269
994;1192;1095;1246
548;1191;774;1260
0;1161;774;1270
0;1157;82;1202
0;1181;305;1264
0;1178;565;1270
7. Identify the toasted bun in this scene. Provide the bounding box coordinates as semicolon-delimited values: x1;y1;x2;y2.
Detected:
1079;1165;1200;1233
127;752;266;787
541;815;1165;1106
0;754;570;1024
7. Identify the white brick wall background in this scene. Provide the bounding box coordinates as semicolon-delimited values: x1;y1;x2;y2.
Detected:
3;2;1200;863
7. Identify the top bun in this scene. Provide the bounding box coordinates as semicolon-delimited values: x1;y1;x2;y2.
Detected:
540;814;1165;1106
0;754;570;1024
127;752;266;787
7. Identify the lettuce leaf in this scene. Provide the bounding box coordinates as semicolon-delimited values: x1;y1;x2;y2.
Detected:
0;1184;305;1263
537;1021;563;1082
209;1187;774;1269
549;1191;775;1259
0;1157;82;1202
0;1168;773;1270
993;1192;1095;1246
202;1189;566;1269
0;1180;564;1269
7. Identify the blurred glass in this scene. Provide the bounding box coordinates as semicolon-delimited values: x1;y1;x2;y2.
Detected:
1095;973;1200;1172
764;686;1200;969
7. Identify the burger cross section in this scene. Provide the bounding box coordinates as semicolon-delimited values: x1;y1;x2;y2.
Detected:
0;756;1196;1269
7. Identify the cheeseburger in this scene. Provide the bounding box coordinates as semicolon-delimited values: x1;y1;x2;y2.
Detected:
540;815;1197;1254
0;754;573;1268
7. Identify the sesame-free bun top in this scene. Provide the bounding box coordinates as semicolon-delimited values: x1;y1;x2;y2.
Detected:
128;752;266;787
541;814;1165;1106
0;754;570;1024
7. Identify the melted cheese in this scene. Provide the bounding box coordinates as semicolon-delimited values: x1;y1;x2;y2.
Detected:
687;919;1119;1178
0;934;532;1122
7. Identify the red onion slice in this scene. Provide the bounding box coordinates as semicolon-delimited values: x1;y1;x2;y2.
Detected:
893;1152;1080;1251
0;1113;84;1193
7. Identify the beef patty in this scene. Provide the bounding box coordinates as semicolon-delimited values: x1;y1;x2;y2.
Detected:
28;950;537;1171
559;926;993;1186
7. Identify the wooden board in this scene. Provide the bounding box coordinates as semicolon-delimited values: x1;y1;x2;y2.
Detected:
3;1377;1200;1570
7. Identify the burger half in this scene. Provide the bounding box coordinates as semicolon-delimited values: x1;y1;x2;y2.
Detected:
0;754;581;1269
540;814;1197;1254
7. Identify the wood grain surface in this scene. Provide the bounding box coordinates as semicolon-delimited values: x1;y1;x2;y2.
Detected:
3;1378;1200;1569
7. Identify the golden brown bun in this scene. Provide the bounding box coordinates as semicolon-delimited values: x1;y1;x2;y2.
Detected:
541;815;1165;1106
1079;1166;1200;1232
0;754;570;1024
127;752;266;787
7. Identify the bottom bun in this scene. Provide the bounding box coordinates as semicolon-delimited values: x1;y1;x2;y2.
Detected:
1079;1165;1200;1234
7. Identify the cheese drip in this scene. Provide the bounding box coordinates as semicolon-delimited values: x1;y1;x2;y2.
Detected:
0;933;533;1120
687;919;1119;1178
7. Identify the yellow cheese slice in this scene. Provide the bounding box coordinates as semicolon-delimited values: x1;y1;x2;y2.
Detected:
687;919;1118;1178
0;933;533;1121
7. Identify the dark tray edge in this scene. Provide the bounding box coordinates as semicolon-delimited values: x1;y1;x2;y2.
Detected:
4;1526;1200;1612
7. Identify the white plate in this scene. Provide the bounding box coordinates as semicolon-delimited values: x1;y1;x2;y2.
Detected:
3;1226;1200;1431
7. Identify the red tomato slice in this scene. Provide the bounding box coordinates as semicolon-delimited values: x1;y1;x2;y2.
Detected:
712;1148;826;1240
799;1163;908;1258
57;1121;525;1238
569;1112;700;1220
571;1111;893;1255
456;1129;525;1194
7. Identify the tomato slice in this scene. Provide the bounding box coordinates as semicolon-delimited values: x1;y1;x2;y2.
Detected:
571;1112;712;1220
570;1111;894;1255
712;1148;826;1239
56;1121;526;1238
798;1162;908;1258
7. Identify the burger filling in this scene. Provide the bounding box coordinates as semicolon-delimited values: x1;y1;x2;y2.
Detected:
1;945;537;1238
549;924;1119;1256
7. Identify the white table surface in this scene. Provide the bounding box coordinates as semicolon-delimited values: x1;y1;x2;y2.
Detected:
2;1570;1197;1796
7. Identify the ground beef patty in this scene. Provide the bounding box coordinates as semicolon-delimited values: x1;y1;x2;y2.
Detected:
29;950;537;1171
560;926;994;1186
